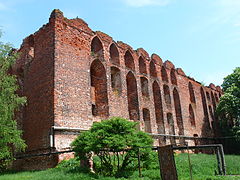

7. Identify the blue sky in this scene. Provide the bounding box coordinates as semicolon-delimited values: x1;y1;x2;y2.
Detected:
0;0;239;86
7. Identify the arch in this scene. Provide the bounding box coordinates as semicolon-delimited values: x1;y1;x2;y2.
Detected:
209;105;214;122
211;91;216;111
138;56;147;74
150;60;157;77
140;77;149;97
173;88;184;137
111;66;122;94
90;59;109;117
200;87;211;129
170;68;177;85
206;91;210;102
167;113;176;145
126;72;140;121
143;108;151;133
91;36;104;59
208;105;215;131
124;50;135;71
189;104;196;127
163;84;171;107
153;81;164;126
110;43;120;65
215;93;219;103
188;82;196;103
161;66;168;82
153;81;165;145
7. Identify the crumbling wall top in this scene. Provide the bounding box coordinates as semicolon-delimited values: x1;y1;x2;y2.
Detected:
209;83;216;90
95;31;113;44
136;48;150;60
176;68;186;76
164;60;175;69
151;53;162;65
50;9;64;19
117;41;134;52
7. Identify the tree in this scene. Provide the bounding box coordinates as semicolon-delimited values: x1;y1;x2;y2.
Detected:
217;67;240;129
216;67;240;154
71;117;153;177
0;31;26;171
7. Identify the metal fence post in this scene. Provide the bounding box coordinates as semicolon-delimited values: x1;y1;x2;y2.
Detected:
219;144;226;175
186;144;193;180
215;146;222;175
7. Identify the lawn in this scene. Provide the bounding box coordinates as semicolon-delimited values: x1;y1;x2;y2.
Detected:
0;153;240;180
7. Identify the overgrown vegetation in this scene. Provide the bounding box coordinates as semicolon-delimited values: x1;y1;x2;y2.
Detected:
1;153;240;180
71;117;153;177
0;31;26;171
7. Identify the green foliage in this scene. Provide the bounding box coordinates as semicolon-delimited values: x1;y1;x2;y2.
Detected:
71;117;153;177
0;32;26;171
222;67;240;92
217;67;240;125
216;67;240;153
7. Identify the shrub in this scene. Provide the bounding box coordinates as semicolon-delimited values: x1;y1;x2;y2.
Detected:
71;117;153;177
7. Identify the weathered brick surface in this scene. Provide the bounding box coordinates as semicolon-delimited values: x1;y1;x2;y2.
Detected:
13;9;222;170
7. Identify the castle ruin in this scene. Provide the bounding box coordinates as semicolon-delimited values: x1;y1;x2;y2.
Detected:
13;9;222;170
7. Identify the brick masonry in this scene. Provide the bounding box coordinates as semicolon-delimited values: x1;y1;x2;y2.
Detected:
12;9;222;170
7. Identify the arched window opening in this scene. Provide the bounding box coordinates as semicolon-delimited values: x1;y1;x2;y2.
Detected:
153;81;164;126
173;88;184;138
189;104;196;127
153;81;165;145
161;66;168;82
126;72;140;121
209;105;215;131
91;36;104;59
124;50;135;71
167;113;176;145
143;108;151;133
111;67;122;94
139;56;147;74
150;61;157;77
163;84;171;107
188;82;196;103
211;92;216;111
140;77;149;97
90;59;109;117
215;93;219;103
209;105;214;122
170;68;177;85
206;92;210;102
110;43;120;65
200;87;211;130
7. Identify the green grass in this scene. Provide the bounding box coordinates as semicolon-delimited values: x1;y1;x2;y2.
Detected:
1;153;240;180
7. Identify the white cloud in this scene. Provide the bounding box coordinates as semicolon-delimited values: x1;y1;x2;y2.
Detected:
121;0;171;7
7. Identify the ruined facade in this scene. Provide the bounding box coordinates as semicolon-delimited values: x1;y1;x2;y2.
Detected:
13;9;222;170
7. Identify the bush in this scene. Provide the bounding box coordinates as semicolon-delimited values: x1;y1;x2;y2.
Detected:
71;117;153;177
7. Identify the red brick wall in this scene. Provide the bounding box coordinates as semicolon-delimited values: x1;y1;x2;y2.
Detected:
15;15;55;151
